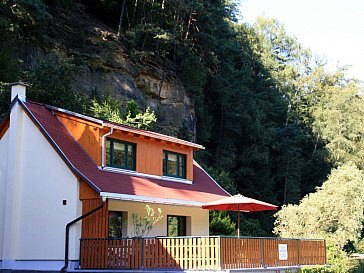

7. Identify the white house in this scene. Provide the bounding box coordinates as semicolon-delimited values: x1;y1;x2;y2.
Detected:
0;83;230;272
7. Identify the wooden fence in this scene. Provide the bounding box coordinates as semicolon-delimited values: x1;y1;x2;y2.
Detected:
80;236;326;270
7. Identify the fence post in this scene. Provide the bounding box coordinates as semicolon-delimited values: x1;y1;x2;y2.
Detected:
324;239;327;266
262;239;265;268
297;239;300;266
141;238;145;270
218;236;222;271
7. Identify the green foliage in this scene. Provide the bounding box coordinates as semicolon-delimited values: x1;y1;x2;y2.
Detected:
209;211;236;236
177;120;193;142
299;240;364;273
204;166;235;195
0;84;11;119
275;163;364;271
0;0;48;34
299;266;333;273
274;163;364;249
312;85;364;168
123;102;157;130
89;92;157;130
131;205;163;238
89;89;124;123
26;53;83;111
0;39;21;118
239;217;269;237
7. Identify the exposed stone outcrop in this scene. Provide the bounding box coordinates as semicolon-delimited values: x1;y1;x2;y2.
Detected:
16;6;196;138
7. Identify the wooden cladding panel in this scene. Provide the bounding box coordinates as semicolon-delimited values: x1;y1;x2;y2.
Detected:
79;180;99;200
221;238;263;269
81;199;108;239
57;115;102;165
263;239;299;267
106;130;194;180
299;240;326;265
56;114;195;180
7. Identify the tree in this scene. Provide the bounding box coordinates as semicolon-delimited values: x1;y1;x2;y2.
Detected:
274;162;364;249
27;53;83;112
131;205;163;237
312;84;364;168
209;211;235;236
89;91;157;130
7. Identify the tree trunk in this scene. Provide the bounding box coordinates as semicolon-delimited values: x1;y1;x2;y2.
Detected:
117;0;127;37
185;11;193;40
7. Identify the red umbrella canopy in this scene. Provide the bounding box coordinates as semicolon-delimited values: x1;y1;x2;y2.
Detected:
201;194;278;212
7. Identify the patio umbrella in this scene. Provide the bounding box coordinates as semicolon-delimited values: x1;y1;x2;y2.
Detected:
201;194;278;237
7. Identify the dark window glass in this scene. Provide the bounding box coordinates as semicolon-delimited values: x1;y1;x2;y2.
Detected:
127;143;134;169
163;151;186;178
106;138;136;170
108;211;124;238
167;215;187;237
106;140;111;164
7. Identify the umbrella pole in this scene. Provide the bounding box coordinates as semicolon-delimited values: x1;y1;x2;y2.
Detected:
238;207;240;238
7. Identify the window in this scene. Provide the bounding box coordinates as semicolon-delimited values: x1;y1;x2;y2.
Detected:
163;151;186;178
106;138;136;170
167;215;187;237
108;211;127;238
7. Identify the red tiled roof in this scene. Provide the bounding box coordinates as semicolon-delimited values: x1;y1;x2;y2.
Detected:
23;101;230;205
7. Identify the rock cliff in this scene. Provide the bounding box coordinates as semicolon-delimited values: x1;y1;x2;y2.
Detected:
16;6;195;138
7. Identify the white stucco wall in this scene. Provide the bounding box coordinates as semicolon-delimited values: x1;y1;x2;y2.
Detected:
109;200;209;237
1;103;82;268
0;129;10;259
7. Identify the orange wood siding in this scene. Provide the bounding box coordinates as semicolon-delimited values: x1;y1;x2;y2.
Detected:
79;180;99;200
109;130;194;180
81;198;109;239
56;113;195;180
0;115;10;140
56;114;102;165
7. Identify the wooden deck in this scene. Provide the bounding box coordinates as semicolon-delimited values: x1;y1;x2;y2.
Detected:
79;236;326;271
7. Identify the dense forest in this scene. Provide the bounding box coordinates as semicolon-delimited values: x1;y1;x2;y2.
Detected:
1;1;364;271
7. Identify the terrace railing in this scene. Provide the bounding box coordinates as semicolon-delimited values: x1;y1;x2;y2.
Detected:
79;236;326;270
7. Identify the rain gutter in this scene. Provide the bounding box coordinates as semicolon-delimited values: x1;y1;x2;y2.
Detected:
101;127;113;167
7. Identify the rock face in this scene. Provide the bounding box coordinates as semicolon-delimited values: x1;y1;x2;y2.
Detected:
18;7;196;139
74;52;196;138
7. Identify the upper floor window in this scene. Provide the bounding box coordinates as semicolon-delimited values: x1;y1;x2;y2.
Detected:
163;150;186;179
106;138;136;171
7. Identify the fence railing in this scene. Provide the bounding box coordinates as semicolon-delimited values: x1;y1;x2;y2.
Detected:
79;236;326;270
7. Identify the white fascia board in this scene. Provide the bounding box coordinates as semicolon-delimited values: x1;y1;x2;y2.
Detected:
99;166;193;184
46;105;104;125
100;192;203;207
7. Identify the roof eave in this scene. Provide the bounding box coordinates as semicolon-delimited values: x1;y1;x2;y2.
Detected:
100;192;204;207
43;103;204;150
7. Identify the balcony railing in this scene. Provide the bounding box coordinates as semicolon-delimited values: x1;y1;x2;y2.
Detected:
79;236;326;270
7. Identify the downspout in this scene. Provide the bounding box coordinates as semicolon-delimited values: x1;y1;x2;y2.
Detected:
60;197;107;273
101;127;113;167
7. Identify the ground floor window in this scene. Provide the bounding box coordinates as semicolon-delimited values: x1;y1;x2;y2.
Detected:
167;215;187;236
108;211;127;238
